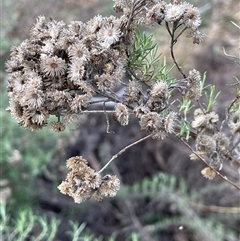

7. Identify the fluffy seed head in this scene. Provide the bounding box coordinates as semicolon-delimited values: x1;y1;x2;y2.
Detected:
201;167;216;180
98;23;122;48
150;81;168;98
183;3;201;30
50;121;66;132
164;3;185;22
113;103;129;126
164;112;177;133
41;56;67;77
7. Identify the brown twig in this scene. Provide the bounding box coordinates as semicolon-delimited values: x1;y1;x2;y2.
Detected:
165;22;187;78
98;134;153;173
124;0;145;44
226;95;240;114
177;137;240;190
188;200;240;213
103;101;115;134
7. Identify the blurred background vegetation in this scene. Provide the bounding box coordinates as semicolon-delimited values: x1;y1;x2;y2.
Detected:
1;0;239;240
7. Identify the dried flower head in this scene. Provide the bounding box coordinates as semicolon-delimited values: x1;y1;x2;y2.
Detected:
189;151;205;161
164;112;177;133
213;132;230;152
150;80;168;98
68;42;90;63
7;100;24;121
41;41;55;55
146;3;166;25
192;110;219;131
94;74;114;91
98;23;122;48
187;29;206;44
86;15;104;34
147;97;165;112
183;3;201;30
58;156;101;203
50;121;66;132
92;175;120;201
41;55;67;77
104;62;115;74
205;112;219;129
192;108;205;128
188;69;201;84
70;94;90;113
24;89;44;108
124;81;142;105
140;112;160;132
68;60;85;84
183;69;201;100
196;134;216;156
112;103;129;126
68;20;85;36
184;87;201;101
8;75;25;93
164;3;185;22
201;167;216;180
58;156;120;204
133;105;149;119
25;109;49;125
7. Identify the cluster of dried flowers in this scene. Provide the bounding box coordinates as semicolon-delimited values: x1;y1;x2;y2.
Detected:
190;107;240;180
6;0;240;202
6;0;204;133
58;156;120;203
190;109;229;179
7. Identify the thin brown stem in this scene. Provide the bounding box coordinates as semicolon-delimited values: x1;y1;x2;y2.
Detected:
178;137;240;190
174;26;188;42
165;22;173;37
188;200;240;213
103;101;115;134
166;21;187;78
227;95;240;114
124;0;145;44
98;134;153;173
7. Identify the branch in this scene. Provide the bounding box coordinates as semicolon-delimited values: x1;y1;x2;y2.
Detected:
82;110;113;114
98;134;153;173
222;46;240;60
124;0;145;43
103;101;115;134
226;94;240;114
178;137;240;190
165;22;187;78
188;200;240;213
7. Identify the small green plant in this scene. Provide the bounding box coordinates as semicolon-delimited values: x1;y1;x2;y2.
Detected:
119;173;239;241
128;29;174;82
0;202;60;241
0;202;142;241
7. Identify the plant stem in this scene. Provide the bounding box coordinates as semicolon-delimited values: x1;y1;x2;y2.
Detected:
165;22;187;78
178;137;240;190
98;134;153;173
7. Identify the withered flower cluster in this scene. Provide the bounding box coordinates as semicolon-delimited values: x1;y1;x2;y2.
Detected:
190;109;231;179
182;69;201;100
6;0;204;132
58;156;120;203
6;0;215;202
6;14;128;131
